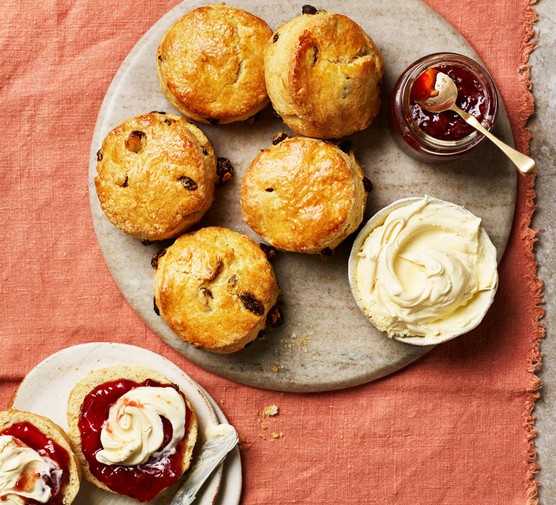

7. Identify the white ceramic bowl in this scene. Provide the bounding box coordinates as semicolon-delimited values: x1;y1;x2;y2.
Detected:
348;196;499;346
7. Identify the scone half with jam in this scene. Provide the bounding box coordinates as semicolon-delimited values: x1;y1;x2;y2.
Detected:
0;409;81;504
67;366;198;502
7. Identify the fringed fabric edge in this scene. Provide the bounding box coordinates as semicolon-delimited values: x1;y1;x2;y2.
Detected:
519;1;543;503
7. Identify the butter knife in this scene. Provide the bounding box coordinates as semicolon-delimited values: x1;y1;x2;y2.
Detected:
171;423;239;505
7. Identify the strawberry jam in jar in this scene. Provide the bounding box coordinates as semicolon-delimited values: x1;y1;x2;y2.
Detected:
390;53;498;162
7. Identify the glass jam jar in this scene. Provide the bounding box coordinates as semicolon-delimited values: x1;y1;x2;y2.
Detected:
390;53;498;162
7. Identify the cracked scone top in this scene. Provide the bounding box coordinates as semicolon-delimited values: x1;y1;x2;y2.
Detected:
94;112;217;242
157;4;272;124
264;7;384;138
153;227;279;354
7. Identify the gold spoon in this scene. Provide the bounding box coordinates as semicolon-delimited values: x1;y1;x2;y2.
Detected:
414;70;536;175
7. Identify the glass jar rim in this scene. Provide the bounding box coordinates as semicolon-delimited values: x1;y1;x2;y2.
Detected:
400;52;498;157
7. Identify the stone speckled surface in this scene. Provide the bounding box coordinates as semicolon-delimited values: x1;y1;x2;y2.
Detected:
89;0;517;392
530;1;556;502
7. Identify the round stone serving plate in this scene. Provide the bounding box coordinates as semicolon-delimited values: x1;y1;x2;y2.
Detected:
89;0;516;392
12;343;242;505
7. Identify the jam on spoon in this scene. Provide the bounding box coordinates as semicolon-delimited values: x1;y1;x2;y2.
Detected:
411;67;439;102
410;64;489;142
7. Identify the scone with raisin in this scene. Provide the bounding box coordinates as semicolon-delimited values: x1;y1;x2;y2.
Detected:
157;4;272;124
240;136;369;254
264;6;383;138
153;226;279;354
95;112;216;242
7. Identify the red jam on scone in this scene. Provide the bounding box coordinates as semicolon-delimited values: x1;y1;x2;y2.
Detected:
77;378;194;502
0;422;71;504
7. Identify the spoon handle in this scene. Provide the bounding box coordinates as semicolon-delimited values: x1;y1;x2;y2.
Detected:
452;105;536;175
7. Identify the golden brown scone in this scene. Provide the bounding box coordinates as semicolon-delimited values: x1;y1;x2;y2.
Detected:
94;112;217;242
264;7;384;138
157;4;272;124
0;409;81;504
240;136;368;253
67;366;198;501
153;226;279;354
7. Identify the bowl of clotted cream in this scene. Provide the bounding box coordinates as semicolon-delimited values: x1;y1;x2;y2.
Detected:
348;196;499;345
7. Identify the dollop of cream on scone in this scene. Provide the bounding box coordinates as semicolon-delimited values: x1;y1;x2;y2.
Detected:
0;410;81;505
96;387;186;466
0;435;59;504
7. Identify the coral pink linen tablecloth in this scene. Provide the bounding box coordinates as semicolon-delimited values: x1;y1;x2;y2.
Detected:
0;0;542;504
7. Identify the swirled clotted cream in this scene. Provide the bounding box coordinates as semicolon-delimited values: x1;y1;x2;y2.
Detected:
96;386;186;466
0;435;59;504
349;197;498;345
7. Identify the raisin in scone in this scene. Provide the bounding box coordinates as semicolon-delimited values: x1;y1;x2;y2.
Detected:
264;6;383;138
66;366;198;502
153;226;279;354
157;4;272;124
94;112;217;242
240;136;369;254
0;409;81;504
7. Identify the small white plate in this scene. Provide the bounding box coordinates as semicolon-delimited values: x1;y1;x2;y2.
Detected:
11;342;242;505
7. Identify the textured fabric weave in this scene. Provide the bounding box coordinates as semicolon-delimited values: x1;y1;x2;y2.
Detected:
0;1;541;503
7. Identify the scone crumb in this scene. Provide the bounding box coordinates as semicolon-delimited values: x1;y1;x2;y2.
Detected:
252;403;284;442
238;433;255;451
261;405;279;417
270;363;280;373
282;333;311;353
